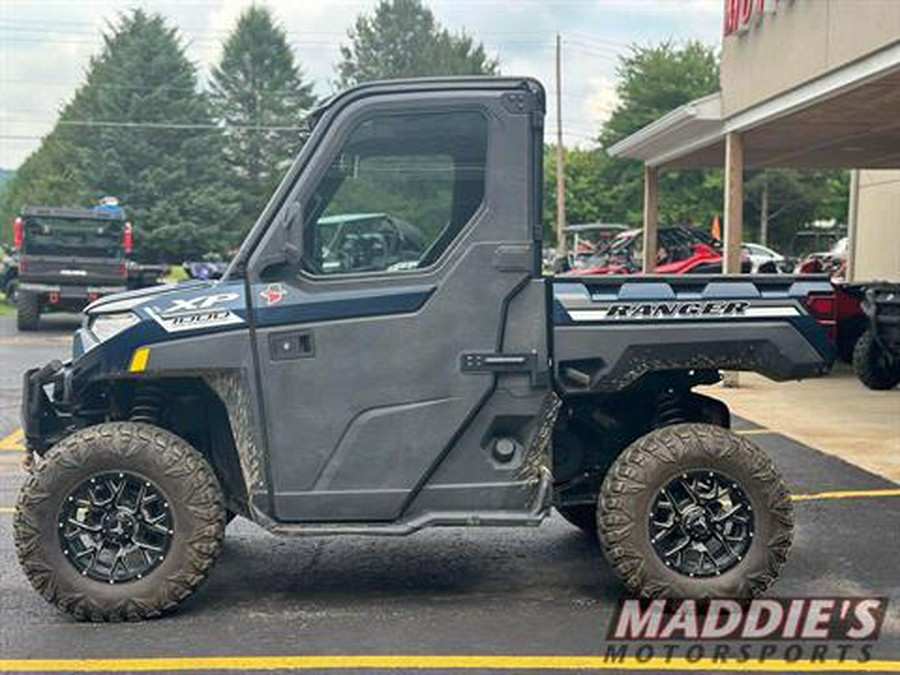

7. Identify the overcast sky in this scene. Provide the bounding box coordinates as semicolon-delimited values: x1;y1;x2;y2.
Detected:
0;0;723;169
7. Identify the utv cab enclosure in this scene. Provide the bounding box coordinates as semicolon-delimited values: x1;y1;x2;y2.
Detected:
16;78;835;621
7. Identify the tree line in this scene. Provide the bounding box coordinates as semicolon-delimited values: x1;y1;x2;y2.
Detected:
0;0;846;261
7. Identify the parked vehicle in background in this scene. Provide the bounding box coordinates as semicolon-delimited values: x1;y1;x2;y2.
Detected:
12;206;164;330
560;223;629;271
789;226;847;262
851;284;900;390
569;226;752;276
742;242;786;273
796;237;848;278
183;254;229;281
1;246;18;303
15;78;837;621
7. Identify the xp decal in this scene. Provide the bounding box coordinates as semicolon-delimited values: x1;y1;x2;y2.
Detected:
567;301;801;323
148;292;244;333
158;293;239;313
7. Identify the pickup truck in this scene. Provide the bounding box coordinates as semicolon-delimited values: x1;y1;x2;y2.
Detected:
14;77;835;621
12;206;164;330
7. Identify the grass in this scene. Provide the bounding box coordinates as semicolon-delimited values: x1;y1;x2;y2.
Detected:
161;265;187;284
0;293;13;317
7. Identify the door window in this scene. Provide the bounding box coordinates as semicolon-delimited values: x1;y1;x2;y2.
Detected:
301;110;488;276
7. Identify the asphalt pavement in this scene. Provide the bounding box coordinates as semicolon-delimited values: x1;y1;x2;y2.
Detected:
0;314;898;673
0;312;79;435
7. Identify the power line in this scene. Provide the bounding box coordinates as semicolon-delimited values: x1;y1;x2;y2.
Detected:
56;119;306;131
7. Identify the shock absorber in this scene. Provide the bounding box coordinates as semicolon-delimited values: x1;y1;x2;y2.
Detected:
655;388;688;427
130;383;163;424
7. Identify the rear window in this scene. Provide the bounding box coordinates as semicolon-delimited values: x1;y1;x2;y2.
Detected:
23;216;124;258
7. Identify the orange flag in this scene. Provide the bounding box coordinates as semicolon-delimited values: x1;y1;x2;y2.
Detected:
711;215;722;241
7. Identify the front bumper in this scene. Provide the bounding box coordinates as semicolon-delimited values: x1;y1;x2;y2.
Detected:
21;360;71;455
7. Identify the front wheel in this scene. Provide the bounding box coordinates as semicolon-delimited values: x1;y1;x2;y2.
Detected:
14;422;226;621
598;423;793;599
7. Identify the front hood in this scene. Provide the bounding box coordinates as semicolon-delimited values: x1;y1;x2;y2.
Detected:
73;279;249;366
85;279;212;315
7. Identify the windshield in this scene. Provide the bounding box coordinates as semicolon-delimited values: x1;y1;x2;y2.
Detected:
23;216;124;258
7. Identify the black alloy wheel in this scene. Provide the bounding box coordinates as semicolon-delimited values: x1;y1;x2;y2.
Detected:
648;470;754;578
58;472;173;584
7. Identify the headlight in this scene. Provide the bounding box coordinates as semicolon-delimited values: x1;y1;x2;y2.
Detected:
89;312;140;342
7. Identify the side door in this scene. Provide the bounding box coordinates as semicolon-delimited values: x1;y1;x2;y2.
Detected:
247;85;547;522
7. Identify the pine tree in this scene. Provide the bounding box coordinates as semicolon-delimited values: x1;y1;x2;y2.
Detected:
337;0;498;87
3;10;240;261
211;6;316;235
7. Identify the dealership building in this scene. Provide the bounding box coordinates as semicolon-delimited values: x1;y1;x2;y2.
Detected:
609;0;899;281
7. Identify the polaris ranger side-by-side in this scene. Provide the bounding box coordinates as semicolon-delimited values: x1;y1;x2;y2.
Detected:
12;206;164;330
15;78;836;621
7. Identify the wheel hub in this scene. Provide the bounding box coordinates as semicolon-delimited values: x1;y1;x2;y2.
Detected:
58;472;173;584
680;505;712;540
649;470;754;578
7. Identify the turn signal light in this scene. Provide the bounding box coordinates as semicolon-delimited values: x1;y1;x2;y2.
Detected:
123;222;133;256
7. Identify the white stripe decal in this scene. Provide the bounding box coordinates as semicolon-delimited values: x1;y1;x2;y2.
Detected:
743;306;802;317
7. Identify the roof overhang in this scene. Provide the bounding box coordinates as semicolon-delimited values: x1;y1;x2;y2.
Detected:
608;40;900;170
607;93;723;168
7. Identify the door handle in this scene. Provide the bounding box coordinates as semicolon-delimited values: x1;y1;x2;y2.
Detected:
269;330;314;361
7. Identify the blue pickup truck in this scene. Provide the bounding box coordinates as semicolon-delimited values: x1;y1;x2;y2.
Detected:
14;78;834;621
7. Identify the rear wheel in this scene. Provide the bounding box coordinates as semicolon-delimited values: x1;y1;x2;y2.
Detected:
853;329;900;390
598;423;793;599
14;422;226;621
16;290;40;331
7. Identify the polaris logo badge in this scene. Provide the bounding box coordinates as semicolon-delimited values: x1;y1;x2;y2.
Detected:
605;301;750;319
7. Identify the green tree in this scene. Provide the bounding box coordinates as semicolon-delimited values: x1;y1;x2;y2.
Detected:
598;41;722;229
337;0;498;87
211;6;316;236
743;170;849;249
542;41;722;242
2;10;239;261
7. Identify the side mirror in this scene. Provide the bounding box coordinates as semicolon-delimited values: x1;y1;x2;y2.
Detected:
283;240;302;267
257;205;305;280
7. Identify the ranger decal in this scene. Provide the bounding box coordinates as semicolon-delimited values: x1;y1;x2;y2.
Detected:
568;301;801;322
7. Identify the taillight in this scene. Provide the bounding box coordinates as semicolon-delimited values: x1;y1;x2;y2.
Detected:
123;222;133;256
13;217;23;251
803;291;837;342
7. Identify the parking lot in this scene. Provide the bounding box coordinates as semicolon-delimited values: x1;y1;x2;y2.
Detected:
0;314;898;672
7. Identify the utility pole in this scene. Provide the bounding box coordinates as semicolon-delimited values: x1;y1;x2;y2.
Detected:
759;176;769;246
555;32;567;262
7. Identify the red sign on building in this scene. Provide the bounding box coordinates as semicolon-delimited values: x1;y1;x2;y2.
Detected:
724;0;778;36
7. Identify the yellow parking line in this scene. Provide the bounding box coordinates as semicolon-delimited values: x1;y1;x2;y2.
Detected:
0;428;24;452
0;656;897;672
0;507;14;514
792;488;900;502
